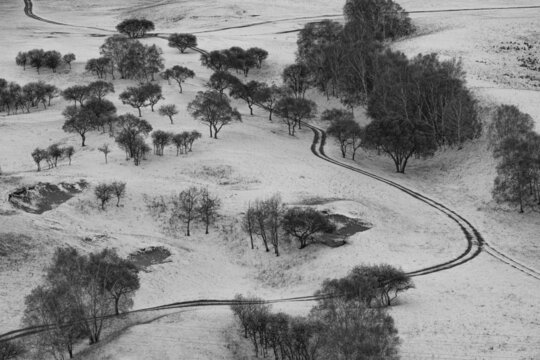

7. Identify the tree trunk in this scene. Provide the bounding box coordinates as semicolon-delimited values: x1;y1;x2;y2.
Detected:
169;115;173;124
81;134;86;147
138;107;142;117
114;296;120;315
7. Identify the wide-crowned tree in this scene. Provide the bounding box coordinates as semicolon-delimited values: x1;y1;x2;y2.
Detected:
87;80;115;100
86;57;112;79
141;82;163;111
165;65;195;93
158;104;178;124
15;51;28;70
119;85;150;117
168;33;198;53
116;18;155;38
44;50;62;73
200;50;230;72
28;49;46;74
187;90;242;139
84;97;117;132
282;207;335;248
206;71;241;97
62;105;97;146
63;53;76;69
282;63;311;99
343;0;414;40
275;97;317;135
62;85;90;107
246;47;268;69
229;80;268;116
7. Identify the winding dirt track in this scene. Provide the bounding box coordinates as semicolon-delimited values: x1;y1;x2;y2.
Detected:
3;0;540;345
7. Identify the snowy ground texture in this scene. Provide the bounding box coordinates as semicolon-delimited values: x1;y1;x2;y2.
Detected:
1;0;540;359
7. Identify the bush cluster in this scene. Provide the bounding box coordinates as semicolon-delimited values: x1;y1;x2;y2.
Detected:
23;248;140;358
242;196;335;256
200;46;268;76
0;79;59;115
94;181;126;210
31;144;75;171
87;36;164;81
152;130;202;156
231;263;411;359
16;49;75;73
489;105;540;212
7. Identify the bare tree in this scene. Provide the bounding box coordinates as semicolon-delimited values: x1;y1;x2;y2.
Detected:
111;181;126;207
95;183;114;210
63;146;75;165
242;203;256;249
98;143;111;163
158;104;178;124
172;187;201;236
197;188;221;234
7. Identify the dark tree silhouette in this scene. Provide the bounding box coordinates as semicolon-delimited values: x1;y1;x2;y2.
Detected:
168;33;198;53
116;18;155;38
282;207;335;248
187;91;242;139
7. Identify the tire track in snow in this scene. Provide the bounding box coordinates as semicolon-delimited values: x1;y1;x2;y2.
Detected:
303;122;540;280
23;0;113;33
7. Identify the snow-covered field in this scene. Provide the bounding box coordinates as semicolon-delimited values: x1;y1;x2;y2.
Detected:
1;0;540;359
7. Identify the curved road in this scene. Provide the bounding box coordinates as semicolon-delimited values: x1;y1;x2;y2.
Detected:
3;0;539;345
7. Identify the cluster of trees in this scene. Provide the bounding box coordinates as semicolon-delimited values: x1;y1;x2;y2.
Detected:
489;105;540;212
31;144;75;172
114;114;153;166
94;181;126;210
289;0;480;172
205;70;316;135
16;49;75;73
86;36;164;81
61;81;117;146
116;18;155;38
231;264;412;359
23;247;140;359
152;130;202;156
242;197;335;256
0;79;59;115
200;46;268;76
59;83;158;167
170;187;221;235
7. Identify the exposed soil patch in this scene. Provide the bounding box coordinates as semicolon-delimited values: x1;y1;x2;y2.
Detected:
9;180;88;214
317;214;371;248
0;233;34;268
128;246;172;270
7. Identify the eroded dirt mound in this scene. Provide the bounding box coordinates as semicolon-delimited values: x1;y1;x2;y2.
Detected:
9;180;87;214
318;213;371;248
128;246;172;270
